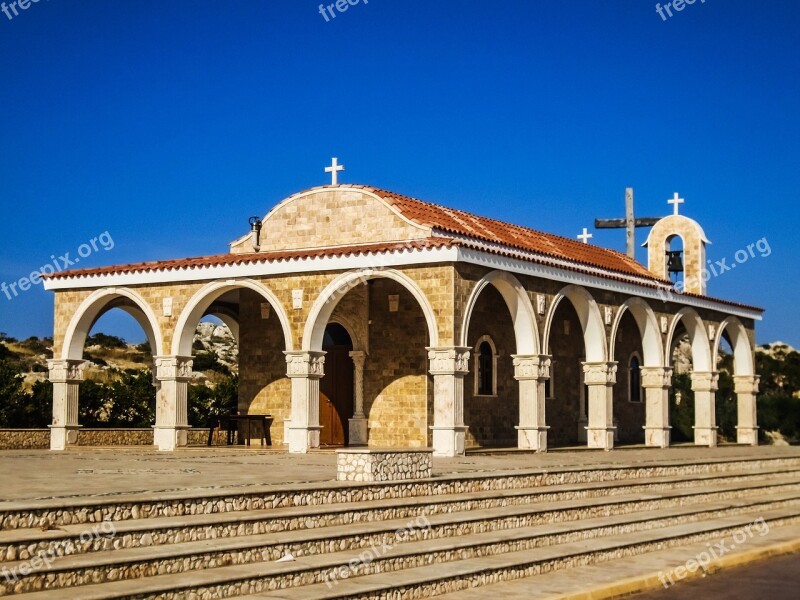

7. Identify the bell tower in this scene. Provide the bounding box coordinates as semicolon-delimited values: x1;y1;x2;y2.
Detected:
643;193;710;296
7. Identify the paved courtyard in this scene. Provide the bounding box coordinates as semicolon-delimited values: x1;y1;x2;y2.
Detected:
1;444;799;504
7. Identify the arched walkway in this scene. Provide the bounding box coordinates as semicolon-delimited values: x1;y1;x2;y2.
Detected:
714;316;759;444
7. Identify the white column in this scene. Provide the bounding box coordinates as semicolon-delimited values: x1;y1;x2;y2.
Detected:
641;366;672;448
285;351;325;453
734;375;759;446
48;359;85;450
691;371;719;447
348;350;368;446
513;354;550;452
583;361;617;450
428;347;470;457
153;356;192;451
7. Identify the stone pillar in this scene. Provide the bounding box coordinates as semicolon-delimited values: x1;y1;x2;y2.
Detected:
641;366;672;448
428;347;470;457
348;350;368;446
513;354;550;452
582;362;617;450
285;351;325;454
734;375;760;446
691;371;719;447
153;356;192;451
48;359;85;450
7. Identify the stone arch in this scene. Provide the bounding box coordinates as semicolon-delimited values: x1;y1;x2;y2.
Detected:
328;314;366;352
542;284;607;362
644;214;710;295
664;307;712;372
303;269;439;351
713;316;755;376
609;298;663;367
172;279;292;356
459;270;539;355
61;288;164;360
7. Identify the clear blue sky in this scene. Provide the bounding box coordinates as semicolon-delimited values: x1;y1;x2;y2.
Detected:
0;0;798;346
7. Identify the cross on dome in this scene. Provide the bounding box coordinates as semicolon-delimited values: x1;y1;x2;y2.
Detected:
325;157;345;185
668;192;685;215
577;227;593;244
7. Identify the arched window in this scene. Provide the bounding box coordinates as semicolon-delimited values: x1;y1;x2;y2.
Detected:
629;353;642;403
474;335;497;397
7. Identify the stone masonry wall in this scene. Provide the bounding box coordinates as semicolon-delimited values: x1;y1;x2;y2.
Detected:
364;278;430;448
464;284;518;448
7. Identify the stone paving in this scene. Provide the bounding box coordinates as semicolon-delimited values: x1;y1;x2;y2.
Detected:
1;444;799;504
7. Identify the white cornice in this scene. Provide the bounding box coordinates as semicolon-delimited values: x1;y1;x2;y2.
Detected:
43;244;761;320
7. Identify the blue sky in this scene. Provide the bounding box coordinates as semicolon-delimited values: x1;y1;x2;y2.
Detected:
0;0;798;346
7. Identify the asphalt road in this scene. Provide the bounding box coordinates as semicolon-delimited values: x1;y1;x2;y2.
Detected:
629;551;800;599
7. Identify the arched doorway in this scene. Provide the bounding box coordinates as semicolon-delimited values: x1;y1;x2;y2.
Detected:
319;323;354;446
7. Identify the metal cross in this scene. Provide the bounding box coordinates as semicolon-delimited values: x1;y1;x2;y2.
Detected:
577;227;593;244
595;188;662;258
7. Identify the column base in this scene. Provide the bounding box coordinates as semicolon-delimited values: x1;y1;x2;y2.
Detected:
516;426;549;452
283;419;291;446
577;418;588;443
693;426;718;447
431;426;468;457
288;426;321;454
586;427;616;451
49;425;81;450
644;426;671;448
349;417;368;446
736;426;759;446
153;426;189;451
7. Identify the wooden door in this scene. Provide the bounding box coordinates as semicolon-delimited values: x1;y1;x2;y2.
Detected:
319;346;354;446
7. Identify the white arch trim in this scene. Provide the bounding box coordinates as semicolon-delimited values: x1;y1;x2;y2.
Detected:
713;316;755;376
459;270;539;355
542;284;607;362
171;279;293;356
609;297;664;367
664;307;712;372
303;269;439;351
61;287;164;360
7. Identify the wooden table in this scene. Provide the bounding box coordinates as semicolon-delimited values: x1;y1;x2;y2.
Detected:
207;414;273;447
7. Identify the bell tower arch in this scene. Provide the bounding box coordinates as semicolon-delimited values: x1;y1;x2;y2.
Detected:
643;194;710;295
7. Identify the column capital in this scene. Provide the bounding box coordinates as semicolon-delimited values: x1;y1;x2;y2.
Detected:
348;350;366;368
640;366;673;389
690;371;719;392
47;359;86;383
733;374;760;394
511;354;552;381
427;347;471;376
284;350;326;379
582;361;618;385
154;356;194;381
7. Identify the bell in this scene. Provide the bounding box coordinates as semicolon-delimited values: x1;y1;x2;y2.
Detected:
666;250;684;274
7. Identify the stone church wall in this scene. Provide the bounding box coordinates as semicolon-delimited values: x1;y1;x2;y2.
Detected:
463;285;518;448
364;278;430;448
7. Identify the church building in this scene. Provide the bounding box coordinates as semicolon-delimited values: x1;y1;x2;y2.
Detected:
42;162;763;457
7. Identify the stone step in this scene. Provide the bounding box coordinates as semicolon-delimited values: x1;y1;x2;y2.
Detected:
4;466;797;560
3;455;799;531
10;504;800;599
435;521;800;599
3;480;800;595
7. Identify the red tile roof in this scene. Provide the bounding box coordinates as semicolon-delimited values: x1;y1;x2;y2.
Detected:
43;184;762;313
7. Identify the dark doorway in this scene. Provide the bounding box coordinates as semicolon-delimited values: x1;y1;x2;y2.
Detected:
320;323;354;446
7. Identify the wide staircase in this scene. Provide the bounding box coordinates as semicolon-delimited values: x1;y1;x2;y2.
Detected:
2;454;800;599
